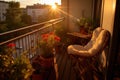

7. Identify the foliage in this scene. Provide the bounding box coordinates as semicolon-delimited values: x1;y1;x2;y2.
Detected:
9;1;20;8
38;32;60;58
76;17;96;33
21;13;32;25
55;23;71;47
0;24;8;33
4;1;22;30
11;51;33;80
0;43;34;80
2;1;32;32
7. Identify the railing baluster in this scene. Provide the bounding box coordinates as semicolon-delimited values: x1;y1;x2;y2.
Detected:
19;39;22;55
24;37;27;51
22;37;25;52
15;40;19;57
21;38;24;53
26;35;29;57
33;33;36;56
24;36;27;51
36;31;39;55
31;34;34;58
29;35;31;58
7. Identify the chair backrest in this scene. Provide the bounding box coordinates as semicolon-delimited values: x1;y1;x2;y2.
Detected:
84;28;110;57
84;27;102;49
89;30;110;54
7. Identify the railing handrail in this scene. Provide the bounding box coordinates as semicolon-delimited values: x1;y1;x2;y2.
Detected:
0;17;64;36
0;17;64;46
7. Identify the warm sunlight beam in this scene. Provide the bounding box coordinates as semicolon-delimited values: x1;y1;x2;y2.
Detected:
58;8;77;19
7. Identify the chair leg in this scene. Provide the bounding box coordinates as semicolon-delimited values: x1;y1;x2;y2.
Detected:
73;62;82;80
82;69;94;80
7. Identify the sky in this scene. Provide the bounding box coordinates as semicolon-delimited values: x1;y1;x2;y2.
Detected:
4;0;61;8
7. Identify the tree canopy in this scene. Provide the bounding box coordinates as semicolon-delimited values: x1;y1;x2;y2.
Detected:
5;1;22;30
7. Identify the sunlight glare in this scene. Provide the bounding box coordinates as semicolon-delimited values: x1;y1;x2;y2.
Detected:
52;4;57;10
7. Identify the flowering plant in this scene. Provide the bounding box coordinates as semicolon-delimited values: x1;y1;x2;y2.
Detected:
38;32;60;58
0;43;34;80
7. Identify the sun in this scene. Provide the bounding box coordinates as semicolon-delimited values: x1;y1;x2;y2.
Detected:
51;4;57;10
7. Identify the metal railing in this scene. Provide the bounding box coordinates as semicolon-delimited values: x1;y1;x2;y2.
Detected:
0;17;64;59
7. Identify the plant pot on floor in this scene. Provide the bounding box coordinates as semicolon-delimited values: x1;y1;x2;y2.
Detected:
32;55;54;70
32;74;43;80
39;55;54;69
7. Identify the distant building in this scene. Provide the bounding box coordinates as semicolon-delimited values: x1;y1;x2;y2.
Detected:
20;8;27;15
26;4;50;23
0;1;9;22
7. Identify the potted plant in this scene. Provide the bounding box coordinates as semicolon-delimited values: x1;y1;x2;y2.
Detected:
54;24;71;50
11;51;34;80
38;32;60;58
31;32;60;79
76;17;94;34
38;32;60;66
0;43;34;80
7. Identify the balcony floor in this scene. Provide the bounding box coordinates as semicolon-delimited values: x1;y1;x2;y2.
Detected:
55;46;102;80
31;46;103;80
56;47;77;80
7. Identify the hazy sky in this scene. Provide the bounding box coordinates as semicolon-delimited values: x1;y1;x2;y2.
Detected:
4;0;61;8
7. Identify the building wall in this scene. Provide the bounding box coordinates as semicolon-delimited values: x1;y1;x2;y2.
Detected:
27;8;48;23
27;8;49;22
0;1;9;21
61;0;93;32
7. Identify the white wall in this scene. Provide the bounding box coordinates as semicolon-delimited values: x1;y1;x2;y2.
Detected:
100;0;117;72
101;0;116;35
61;0;93;32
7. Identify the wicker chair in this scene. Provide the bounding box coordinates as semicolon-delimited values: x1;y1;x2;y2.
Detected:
67;27;110;80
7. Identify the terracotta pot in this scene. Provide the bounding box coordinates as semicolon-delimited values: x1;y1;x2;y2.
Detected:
80;27;88;34
40;56;54;68
32;74;43;80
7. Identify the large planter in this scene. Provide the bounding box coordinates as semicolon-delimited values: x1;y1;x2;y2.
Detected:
32;74;43;80
39;56;54;69
32;55;54;70
32;55;55;80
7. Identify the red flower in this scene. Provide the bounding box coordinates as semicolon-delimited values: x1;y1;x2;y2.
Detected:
49;32;54;35
55;36;60;42
40;32;60;47
7;43;15;48
41;34;49;42
42;34;49;38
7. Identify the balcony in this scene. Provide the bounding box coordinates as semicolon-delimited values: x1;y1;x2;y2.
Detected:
0;17;105;80
0;0;120;80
